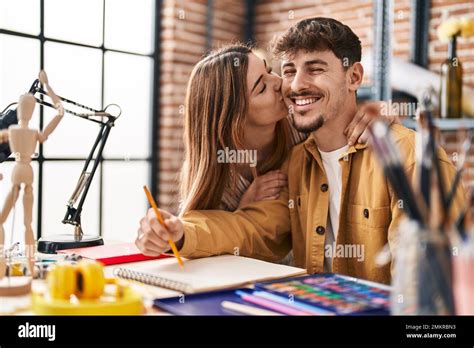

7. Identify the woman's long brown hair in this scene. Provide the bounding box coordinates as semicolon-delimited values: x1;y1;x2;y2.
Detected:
179;44;291;215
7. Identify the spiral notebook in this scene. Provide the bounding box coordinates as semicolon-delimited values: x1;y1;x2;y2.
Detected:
114;255;306;294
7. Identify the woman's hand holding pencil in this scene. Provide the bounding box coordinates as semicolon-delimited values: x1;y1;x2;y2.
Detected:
137;186;185;266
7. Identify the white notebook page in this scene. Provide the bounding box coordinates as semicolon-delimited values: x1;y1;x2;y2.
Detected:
115;255;306;293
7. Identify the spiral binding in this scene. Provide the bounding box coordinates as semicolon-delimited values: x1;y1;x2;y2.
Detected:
113;268;193;293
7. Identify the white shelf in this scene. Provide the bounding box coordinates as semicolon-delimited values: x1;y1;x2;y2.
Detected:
402;118;474;131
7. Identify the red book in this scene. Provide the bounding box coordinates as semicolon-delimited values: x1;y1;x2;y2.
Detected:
58;242;171;265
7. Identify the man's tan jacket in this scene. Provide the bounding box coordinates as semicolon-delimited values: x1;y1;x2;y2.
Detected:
179;124;464;284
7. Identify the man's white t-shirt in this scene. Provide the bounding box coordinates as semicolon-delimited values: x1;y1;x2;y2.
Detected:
318;145;348;272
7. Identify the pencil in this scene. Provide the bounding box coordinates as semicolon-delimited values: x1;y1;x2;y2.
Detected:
143;185;184;268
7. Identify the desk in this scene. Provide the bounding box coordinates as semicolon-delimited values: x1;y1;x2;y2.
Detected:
1;258;308;315
0;259;181;315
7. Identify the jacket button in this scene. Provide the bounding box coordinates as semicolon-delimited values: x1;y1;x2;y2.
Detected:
320;184;328;192
315;226;325;235
363;208;369;219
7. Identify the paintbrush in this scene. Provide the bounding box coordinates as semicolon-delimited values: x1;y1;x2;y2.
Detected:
420;92;448;219
369;118;454;314
456;190;474;242
416;108;433;209
369;121;425;224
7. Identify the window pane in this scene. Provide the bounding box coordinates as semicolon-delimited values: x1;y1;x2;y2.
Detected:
43;41;102;158
104;0;154;55
103;51;152;158
0;34;40;130
44;0;103;47
42;161;100;237
102;161;149;242
0;0;40;35
0;161;38;246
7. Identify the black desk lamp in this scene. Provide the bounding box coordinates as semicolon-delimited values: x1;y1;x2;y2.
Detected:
23;79;122;253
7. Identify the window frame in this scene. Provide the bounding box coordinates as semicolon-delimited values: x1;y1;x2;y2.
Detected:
0;0;160;239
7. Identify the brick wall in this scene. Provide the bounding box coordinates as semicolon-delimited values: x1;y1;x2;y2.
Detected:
157;0;245;213
254;0;375;85
392;0;411;60
156;0;474;211
253;0;473;84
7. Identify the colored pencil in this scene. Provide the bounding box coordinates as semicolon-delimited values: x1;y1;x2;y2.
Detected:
252;291;334;315
221;300;282;316
236;290;311;316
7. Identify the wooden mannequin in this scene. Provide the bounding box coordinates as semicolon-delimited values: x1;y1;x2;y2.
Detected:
0;71;64;284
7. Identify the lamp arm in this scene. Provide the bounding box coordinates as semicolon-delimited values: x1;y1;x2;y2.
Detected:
67;172;91;207
62;121;113;230
27;78;121;124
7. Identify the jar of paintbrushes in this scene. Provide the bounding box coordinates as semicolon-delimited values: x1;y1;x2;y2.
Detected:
390;219;455;315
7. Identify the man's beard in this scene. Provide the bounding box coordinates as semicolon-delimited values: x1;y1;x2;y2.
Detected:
289;112;325;133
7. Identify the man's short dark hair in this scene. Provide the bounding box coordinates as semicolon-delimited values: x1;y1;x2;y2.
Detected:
271;17;362;69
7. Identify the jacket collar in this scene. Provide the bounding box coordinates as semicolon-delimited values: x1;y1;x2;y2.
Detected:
303;135;368;164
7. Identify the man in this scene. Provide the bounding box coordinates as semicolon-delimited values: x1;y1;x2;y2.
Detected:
136;17;463;284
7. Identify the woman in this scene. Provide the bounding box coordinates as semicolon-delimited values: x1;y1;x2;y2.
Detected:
137;43;398;256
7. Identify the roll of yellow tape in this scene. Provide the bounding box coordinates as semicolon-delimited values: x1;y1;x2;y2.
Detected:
47;262;76;300
75;260;105;299
36;259;143;315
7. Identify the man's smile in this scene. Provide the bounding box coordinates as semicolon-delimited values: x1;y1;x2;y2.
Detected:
288;93;324;113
